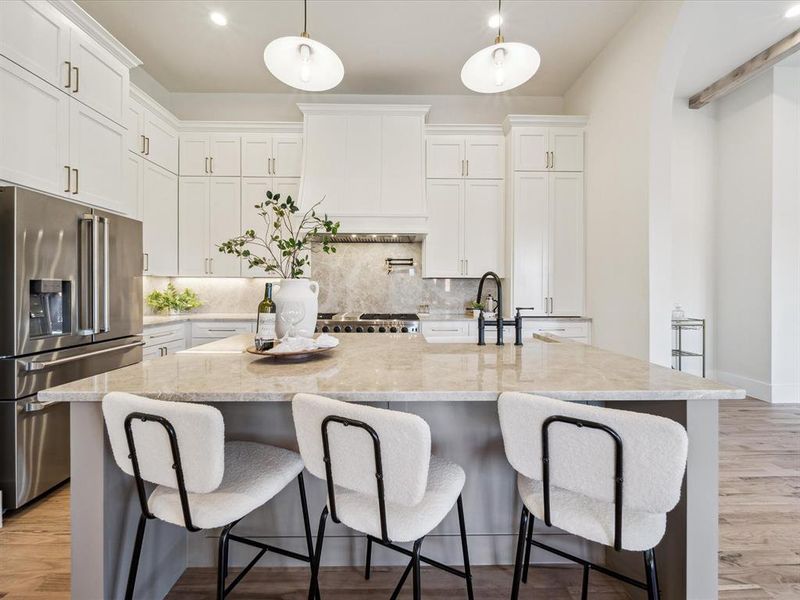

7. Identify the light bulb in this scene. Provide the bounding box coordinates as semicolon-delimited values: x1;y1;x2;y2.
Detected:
493;47;506;87
488;13;503;28
209;11;227;26
299;43;312;83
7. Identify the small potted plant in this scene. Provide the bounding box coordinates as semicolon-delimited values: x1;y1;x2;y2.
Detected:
145;283;202;315
467;301;484;319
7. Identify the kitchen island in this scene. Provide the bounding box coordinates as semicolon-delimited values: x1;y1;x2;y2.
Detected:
40;333;744;600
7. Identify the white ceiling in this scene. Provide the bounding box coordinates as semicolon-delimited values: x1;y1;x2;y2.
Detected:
76;0;640;96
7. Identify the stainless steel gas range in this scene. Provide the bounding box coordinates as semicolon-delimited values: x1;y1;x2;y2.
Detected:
315;313;419;334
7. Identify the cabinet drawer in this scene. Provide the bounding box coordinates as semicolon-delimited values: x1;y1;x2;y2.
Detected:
143;323;185;347
191;321;253;339
421;321;472;337
527;320;589;339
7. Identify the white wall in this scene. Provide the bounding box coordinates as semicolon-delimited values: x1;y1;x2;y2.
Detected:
563;1;682;360
168;91;563;123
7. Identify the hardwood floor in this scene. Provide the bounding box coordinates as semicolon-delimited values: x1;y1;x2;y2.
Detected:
0;398;797;599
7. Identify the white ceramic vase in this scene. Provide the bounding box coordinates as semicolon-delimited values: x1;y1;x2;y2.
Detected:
273;278;319;338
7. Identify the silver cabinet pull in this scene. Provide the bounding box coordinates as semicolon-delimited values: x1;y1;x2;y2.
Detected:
204;157;209;174
550;297;554;314
141;135;146;154
208;328;236;332
72;65;79;93
431;328;461;332
24;341;144;371
272;157;276;175
72;168;79;194
64;61;71;88
204;258;208;274
143;253;149;272
209;157;213;173
466;159;469;176
145;137;150;156
461;159;465;177
209;257;213;274
464;259;468;275
64;165;71;193
267;157;271;175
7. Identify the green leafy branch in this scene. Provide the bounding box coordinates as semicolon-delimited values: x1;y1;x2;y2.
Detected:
217;191;339;279
145;283;202;313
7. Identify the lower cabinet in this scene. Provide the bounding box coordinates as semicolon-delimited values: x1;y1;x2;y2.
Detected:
142;323;186;361
143;320;255;360
190;321;254;345
140;159;178;275
420;318;591;344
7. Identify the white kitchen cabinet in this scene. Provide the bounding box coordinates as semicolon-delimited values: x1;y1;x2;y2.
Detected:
241;133;302;177
512;127;583;172
424;179;503;278
142;161;178;276
510;172;584;316
128;98;178;174
0;56;70;197
382;115;425;215
68;28;128;126
426;135;504;179
179;176;242;276
0;0;71;89
124;152;143;218
68;98;126;212
190;321;253;345
179;134;241;176
126;98;145;153
143;322;187;360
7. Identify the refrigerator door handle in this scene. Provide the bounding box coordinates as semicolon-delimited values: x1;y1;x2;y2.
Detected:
99;215;110;333
23;341;145;372
91;214;100;334
24;399;62;412
78;214;95;335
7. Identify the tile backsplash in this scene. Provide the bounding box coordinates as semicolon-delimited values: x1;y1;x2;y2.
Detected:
144;242;496;316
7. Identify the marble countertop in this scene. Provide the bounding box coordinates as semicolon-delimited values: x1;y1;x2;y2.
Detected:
144;313;255;326
40;333;744;403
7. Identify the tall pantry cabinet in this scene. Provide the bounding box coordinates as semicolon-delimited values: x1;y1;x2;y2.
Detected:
504;116;586;317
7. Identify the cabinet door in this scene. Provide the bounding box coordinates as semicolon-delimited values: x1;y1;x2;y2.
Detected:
179;135;209;176
126;99;145;154
142;162;178;276
514;128;548;171
0;0;70;89
343;115;381;214
241;134;270;177
69;28;129;126
549;128;584;172
300;114;346;210
124;152;143;219
463;180;504;277
209;134;241;176
465;136;504;179
424;180;463;278
178;177;210;276
0;56;70;197
208;178;242;276
426;136;464;178
548;173;584;316
512;173;548;314
143;109;178;174
272;134;303;177
69;99;126;212
382;115;424;215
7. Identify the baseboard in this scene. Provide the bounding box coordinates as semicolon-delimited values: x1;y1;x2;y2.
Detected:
714;371;800;403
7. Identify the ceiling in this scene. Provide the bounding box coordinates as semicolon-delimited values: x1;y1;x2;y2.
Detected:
76;0;640;96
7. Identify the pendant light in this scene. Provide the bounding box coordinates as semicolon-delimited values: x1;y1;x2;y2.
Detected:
461;0;540;94
263;0;344;92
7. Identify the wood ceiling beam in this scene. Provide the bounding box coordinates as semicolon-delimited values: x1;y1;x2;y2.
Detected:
689;28;800;109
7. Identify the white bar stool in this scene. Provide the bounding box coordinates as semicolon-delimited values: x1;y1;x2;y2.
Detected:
292;392;474;600
102;392;317;600
498;392;688;600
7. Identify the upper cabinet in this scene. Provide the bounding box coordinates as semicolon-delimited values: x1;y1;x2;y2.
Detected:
242;133;302;177
426;133;504;179
179;134;241;176
128;94;179;174
505;118;584;172
299;104;428;222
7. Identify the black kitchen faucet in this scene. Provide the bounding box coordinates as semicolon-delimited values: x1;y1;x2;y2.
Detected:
476;271;536;346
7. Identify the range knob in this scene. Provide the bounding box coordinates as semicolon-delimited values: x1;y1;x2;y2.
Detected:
356;326;364;333
333;326;341;333
367;326;375;333
390;326;398;333
322;325;330;333
344;325;353;333
401;327;409;333
378;326;386;333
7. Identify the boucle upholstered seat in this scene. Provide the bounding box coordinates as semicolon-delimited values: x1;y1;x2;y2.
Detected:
292;393;474;600
102;392;315;600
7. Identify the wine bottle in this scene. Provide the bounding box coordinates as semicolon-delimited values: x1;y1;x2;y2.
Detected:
256;283;276;339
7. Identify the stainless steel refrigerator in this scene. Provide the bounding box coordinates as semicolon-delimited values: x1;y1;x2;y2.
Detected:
0;186;143;510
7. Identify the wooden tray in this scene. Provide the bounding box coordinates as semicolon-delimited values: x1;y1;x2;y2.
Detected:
245;344;335;361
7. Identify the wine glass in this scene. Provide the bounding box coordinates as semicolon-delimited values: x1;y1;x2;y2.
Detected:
280;302;306;340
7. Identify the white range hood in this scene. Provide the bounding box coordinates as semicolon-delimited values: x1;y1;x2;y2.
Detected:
298;103;430;234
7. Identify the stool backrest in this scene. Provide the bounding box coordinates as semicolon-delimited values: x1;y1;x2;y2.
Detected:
102;392;225;494
292;393;431;507
498;392;688;513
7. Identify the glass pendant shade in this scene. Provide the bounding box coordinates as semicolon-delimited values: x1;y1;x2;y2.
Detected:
461;41;540;94
264;35;344;92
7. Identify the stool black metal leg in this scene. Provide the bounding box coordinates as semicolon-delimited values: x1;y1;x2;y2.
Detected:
456;495;475;600
580;564;590;600
364;536;373;580
124;514;148;600
217;522;235;600
308;507;328;600
521;514;534;583
644;548;660;600
412;538;424;600
298;474;315;562
510;507;529;600
389;557;414;600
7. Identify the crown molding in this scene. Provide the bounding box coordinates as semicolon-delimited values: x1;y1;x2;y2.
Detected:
130;84;181;128
48;0;141;69
503;114;588;133
179;120;303;134
297;103;431;117
425;124;504;136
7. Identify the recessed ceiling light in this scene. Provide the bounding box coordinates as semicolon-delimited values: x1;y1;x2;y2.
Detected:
209;11;227;26
488;13;503;28
786;4;800;17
